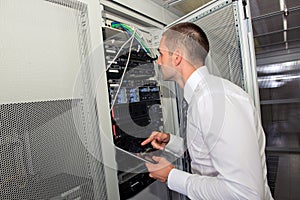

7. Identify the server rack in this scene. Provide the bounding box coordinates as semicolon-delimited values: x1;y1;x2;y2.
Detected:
0;0;258;199
97;0;259;199
96;4;180;198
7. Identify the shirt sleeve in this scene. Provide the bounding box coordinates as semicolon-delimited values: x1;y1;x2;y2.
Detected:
168;169;239;199
164;134;184;157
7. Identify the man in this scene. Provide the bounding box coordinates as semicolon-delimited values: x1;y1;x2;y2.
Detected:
141;22;273;200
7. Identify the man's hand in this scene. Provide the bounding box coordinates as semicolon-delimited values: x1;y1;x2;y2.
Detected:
145;156;175;183
141;131;170;150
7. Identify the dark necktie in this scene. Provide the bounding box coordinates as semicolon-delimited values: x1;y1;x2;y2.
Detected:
180;99;191;173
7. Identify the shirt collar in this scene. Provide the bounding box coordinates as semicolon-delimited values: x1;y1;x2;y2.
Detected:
184;66;209;104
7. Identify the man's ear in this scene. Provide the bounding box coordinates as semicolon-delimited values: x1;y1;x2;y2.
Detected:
172;49;183;66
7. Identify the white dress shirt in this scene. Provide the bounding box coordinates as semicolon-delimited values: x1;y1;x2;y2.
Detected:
166;66;273;200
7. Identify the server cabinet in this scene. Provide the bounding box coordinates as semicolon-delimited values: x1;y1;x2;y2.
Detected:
96;0;260;199
0;0;107;199
0;0;259;199
96;2;181;199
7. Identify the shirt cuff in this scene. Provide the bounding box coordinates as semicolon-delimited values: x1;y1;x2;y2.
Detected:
167;168;192;196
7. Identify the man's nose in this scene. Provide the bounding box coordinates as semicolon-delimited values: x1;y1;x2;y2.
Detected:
156;56;161;65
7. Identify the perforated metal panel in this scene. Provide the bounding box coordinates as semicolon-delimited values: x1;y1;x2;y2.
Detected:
0;100;99;199
175;1;245;89
192;4;244;88
0;0;108;199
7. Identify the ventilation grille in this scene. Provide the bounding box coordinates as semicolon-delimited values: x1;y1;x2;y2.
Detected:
0;99;106;199
192;4;244;89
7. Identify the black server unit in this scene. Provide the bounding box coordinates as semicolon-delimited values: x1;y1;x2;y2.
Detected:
103;24;163;199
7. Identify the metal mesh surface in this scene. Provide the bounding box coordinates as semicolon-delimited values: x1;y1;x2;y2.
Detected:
0;0;108;199
191;4;244;89
0;99;106;199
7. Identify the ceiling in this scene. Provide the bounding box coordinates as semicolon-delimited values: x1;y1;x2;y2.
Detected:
150;0;300;59
150;0;211;16
250;0;300;57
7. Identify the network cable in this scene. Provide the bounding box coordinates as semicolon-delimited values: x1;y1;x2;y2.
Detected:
109;28;136;111
105;32;135;71
111;22;151;55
